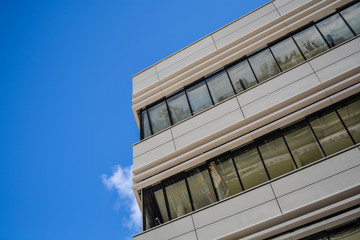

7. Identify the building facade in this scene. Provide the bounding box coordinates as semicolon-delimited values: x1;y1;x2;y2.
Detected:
131;0;360;239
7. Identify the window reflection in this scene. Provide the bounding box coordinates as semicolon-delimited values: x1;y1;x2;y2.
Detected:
165;178;192;219
187;167;217;210
140;2;360;140
336;96;360;143
270;37;305;71
148;101;171;134
293;25;329;59
208;155;242;200
283;121;324;167
141;111;151;139
143;93;360;230
167;92;192;124
340;2;360;35
206;71;234;104
316;13;354;47
258;134;296;179
143;187;169;230
227;60;258;93
328;220;360;240
248;48;281;82
233;146;269;190
309;109;353;156
186;81;213;114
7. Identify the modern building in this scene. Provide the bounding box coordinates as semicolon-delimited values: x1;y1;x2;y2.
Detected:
131;0;360;239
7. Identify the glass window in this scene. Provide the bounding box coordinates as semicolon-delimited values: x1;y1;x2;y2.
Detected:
227;60;258;93
270;37;305;71
340;2;360;35
165;177;192;219
187;167;217;210
141;110;151;139
309;109;354;156
186;81;213;114
336;96;360;143
167;92;192;125
233;146;269;190
143;187;169;230
328;220;360;240
293;25;329;59
148;101;171;134
316;13;355;47
206;71;234;104
248;48;281;82
283;121;324;168
258;134;296;179
208;155;242;200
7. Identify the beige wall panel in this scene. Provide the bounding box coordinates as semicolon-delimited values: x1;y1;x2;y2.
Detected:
277;165;360;214
133;141;175;171
275;0;313;16
174;108;243;150
310;37;360;72
134;216;195;240
171;98;240;138
241;73;320;118
133;66;159;96
133;130;173;158
271;147;360;197
214;8;280;50
195;200;281;240
192;185;275;229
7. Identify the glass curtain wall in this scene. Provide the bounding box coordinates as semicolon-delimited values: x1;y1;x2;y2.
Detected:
186;81;213;114
167;92;192;124
139;2;360;139
186;166;217;210
299;218;360;240
233;146;269;190
164;176;192;219
340;2;360;34
208;154;242;200
142;94;360;230
227;60;258;92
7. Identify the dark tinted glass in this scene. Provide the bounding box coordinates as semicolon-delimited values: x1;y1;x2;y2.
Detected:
248;48;281;82
187;167;217;210
206;71;234;104
227;60;258;93
293;25;329;59
328;220;360;240
316;13;355;47
270;37;305;71
233;146;269;190
148;101;171;134
309;109;353;155
186;81;213;114
208;155;242;200
143;187;169;230
283;121;324;167
258;135;296;179
336;96;360;143
167;92;192;124
141;111;151;139
165;178;192;219
340;2;360;35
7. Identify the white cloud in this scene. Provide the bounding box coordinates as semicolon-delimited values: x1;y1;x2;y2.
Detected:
102;165;142;231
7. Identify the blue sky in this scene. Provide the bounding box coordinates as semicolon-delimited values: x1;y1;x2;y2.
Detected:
0;0;269;239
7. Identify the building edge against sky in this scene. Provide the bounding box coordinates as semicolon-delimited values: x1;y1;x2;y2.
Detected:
131;0;360;239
